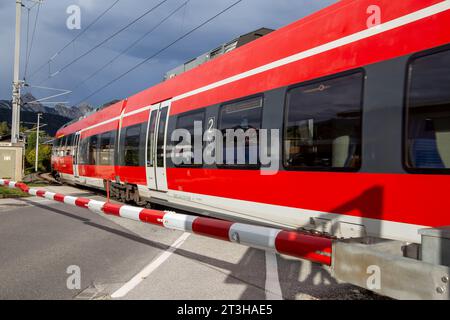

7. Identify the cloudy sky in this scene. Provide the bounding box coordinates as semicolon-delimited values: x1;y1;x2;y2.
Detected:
0;0;336;108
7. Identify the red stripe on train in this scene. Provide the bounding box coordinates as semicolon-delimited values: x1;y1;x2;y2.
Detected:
166;168;450;227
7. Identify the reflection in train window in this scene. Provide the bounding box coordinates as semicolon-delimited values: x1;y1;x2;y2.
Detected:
59;136;67;157
78;138;89;165
219;96;263;167
406;48;450;171
65;134;74;156
61;136;67;148
124;125;141;167
99;131;115;166
67;134;74;147
88;135;98;165
174;110;205;166
53;138;60;156
284;72;363;170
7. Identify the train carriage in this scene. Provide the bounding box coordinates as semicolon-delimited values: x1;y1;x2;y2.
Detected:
52;0;450;246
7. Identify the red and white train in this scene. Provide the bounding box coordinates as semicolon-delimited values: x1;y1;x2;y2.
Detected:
52;0;450;245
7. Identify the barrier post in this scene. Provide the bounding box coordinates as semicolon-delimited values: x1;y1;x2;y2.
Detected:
106;180;110;203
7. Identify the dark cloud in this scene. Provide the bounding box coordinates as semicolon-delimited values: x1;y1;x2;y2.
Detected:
0;0;336;107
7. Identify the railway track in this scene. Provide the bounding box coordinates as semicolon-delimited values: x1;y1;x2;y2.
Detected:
38;173;62;185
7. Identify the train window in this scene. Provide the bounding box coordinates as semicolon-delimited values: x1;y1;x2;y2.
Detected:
79;138;89;165
406;48;450;172
59;136;67;157
284;72;363;170
219;96;263;167
66;134;74;156
156;107;168;167
53;138;59;156
146;112;158;167
60;136;67;148
66;134;73;147
124;125;141;167
99;131;115;166
88;135;99;165
174;110;205;166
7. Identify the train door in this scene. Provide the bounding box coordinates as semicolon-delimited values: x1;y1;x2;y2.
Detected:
73;132;87;184
145;100;171;192
73;132;81;178
145;104;159;190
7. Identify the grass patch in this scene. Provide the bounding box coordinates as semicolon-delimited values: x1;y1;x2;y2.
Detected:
0;182;49;199
0;186;31;199
28;183;49;188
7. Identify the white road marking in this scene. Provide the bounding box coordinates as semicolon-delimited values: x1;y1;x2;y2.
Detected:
111;232;191;298
265;252;283;300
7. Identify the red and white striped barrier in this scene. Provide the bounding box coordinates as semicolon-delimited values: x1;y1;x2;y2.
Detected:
0;179;332;265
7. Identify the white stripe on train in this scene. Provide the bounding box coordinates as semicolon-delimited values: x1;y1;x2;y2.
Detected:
172;1;450;103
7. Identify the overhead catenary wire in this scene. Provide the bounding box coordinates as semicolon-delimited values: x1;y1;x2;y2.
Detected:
23;0;39;10
23;7;31;82
23;1;42;82
28;0;121;82
74;0;244;106
21;84;72;107
71;0;191;92
23;85;72;105
36;0;170;85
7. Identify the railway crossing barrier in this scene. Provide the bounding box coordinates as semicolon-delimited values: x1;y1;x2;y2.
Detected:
4;179;450;300
0;179;332;265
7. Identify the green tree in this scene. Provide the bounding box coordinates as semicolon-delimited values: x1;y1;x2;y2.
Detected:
26;131;49;151
26;131;39;152
0;121;9;136
25;144;52;172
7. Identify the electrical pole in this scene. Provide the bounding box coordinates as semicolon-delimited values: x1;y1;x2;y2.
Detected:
11;0;23;144
35;113;42;172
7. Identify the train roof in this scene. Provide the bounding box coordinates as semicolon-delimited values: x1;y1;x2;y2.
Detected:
56;0;447;137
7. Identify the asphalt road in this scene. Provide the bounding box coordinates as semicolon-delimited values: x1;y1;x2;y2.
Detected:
0;185;380;300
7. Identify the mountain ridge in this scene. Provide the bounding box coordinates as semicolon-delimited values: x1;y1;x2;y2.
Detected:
0;93;95;136
0;93;94;119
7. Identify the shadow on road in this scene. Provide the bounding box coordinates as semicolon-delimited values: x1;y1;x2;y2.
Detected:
17;197;384;300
